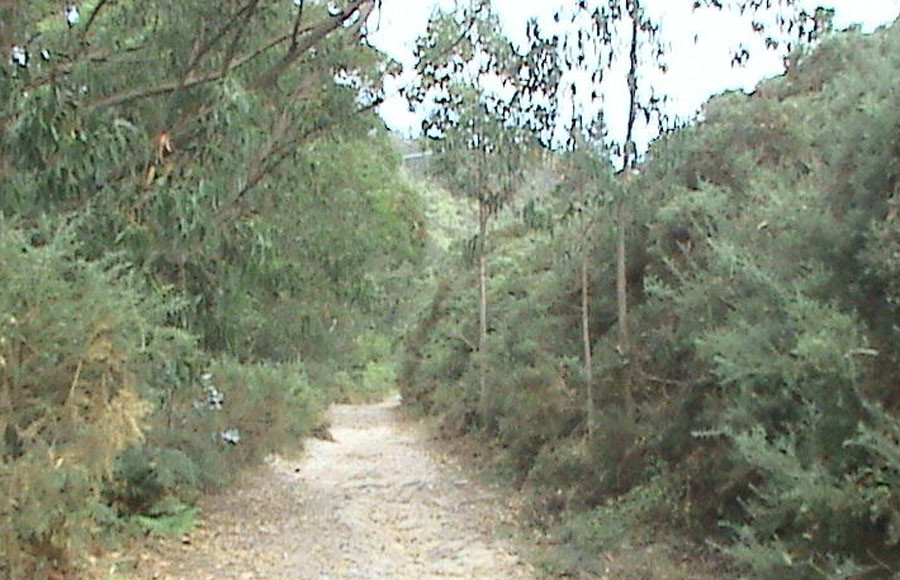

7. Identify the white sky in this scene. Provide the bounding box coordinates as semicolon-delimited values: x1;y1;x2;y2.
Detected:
367;0;900;146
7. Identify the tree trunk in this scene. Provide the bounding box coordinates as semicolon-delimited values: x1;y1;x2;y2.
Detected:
616;201;635;418
477;201;489;424
617;0;640;420
581;245;594;440
615;208;628;350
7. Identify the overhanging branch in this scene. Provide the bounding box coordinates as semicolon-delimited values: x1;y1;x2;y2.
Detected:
255;0;372;89
84;1;374;112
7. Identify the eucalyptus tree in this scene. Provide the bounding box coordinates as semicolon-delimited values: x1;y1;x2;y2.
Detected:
406;2;552;424
1;4;428;574
500;0;668;425
552;131;615;438
403;0;823;429
0;0;425;360
511;0;833;423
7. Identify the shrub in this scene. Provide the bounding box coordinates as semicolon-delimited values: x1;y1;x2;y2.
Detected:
109;447;201;516
136;357;327;501
0;223;158;578
0;222;330;577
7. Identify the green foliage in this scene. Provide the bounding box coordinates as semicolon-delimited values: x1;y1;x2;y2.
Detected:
111;447;201;516
402;19;900;580
357;361;398;401
0;221;167;577
325;329;401;403
137;506;198;537
0;219;337;576
1;0;424;366
564;469;680;553
209;359;326;458
1;1;425;576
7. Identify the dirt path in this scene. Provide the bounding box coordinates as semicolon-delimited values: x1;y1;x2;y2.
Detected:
134;397;537;580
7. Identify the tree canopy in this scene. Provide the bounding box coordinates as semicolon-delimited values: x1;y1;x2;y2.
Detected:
1;2;423;577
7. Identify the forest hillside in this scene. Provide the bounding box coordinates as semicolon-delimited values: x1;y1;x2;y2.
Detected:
400;17;900;580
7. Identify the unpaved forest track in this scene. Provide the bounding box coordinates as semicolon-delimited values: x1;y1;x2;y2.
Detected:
135;398;537;580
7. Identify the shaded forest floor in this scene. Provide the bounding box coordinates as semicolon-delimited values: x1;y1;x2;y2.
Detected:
125;397;537;580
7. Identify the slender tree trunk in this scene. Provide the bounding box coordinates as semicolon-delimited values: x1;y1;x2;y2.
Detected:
617;0;640;420
615;207;628;351
477;201;489;424
581;243;594;440
616;201;635;418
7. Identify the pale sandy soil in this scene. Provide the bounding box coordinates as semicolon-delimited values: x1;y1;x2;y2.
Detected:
131;397;537;580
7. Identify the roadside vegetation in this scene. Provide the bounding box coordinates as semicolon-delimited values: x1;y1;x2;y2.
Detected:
400;14;900;580
1;2;421;577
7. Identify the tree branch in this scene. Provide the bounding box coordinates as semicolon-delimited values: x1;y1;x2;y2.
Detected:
80;0;110;41
84;31;294;112
221;1;261;77
84;1;373;113
623;0;640;171
182;0;259;86
346;1;377;43
230;95;383;207
290;0;306;50
254;0;372;90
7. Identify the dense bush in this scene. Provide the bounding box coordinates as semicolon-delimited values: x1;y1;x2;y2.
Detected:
401;21;900;579
0;222;176;577
0;219;337;578
112;357;326;516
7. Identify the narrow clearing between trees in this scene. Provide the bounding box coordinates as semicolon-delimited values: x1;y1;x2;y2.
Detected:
135;397;537;580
